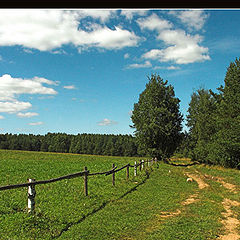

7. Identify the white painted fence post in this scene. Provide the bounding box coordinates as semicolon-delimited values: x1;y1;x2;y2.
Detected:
142;160;144;170
134;161;137;176
27;178;36;213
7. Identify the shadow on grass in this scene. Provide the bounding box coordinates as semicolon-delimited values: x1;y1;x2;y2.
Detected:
53;171;151;239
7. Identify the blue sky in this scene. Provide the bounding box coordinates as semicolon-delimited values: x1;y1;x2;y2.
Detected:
0;9;240;135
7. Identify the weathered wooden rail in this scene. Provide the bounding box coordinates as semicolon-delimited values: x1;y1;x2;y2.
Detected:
0;158;158;213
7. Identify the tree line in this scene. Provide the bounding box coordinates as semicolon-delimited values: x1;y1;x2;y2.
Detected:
0;133;138;157
130;58;240;169
177;58;240;169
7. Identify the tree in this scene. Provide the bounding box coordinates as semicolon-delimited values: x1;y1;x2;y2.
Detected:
208;58;240;168
186;88;217;163
131;74;183;160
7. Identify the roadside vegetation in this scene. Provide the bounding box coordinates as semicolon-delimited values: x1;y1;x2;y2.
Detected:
178;58;240;169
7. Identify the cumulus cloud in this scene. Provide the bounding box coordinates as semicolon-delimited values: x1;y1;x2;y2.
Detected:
97;118;118;126
28;121;44;126
169;10;208;31
142;29;210;64
127;60;152;69
50;49;67;55
63;85;76;90
0;101;32;113
23;48;34;54
0;74;58;101
0;74;58;114
33;76;59;86
77;9;116;23
76;26;140;50
153;65;180;70
121;9;148;20
167;65;181;70
136;11;210;65
137;13;172;32
0;115;5;119
17;112;39;118
0;9;140;51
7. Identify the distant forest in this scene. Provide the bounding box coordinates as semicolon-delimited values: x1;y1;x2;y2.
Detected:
0;133;139;157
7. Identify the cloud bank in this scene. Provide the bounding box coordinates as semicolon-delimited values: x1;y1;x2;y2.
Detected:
0;74;58;114
139;13;210;65
0;9;140;51
0;9;210;66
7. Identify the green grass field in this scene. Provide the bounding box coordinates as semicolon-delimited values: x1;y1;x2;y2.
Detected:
0;150;239;240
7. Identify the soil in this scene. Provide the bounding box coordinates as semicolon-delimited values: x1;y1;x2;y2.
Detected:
186;171;209;189
141;169;240;239
153;171;208;222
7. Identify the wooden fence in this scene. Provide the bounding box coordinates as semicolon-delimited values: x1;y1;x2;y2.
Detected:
0;158;158;213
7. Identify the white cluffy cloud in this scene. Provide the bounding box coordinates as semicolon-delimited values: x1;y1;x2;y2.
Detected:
137;13;173;32
0;9;140;51
127;60;152;69
0;74;57;102
142;29;210;64
97;118;118;126
0;74;58;114
121;9;148;20
169;10;209;31
137;12;210;65
153;65;180;70
28;121;44;126
17;112;39;118
63;85;76;90
0;101;32;114
76;9;116;23
0;115;5;119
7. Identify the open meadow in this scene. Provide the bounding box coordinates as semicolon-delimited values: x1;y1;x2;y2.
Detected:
0;150;239;240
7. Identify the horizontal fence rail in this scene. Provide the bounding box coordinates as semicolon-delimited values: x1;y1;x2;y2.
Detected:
0;158;158;213
0;170;87;191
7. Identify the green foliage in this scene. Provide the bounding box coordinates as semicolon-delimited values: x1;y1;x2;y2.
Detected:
174;131;193;158
210;58;240;168
186;58;240;168
186;88;218;163
131;74;183;160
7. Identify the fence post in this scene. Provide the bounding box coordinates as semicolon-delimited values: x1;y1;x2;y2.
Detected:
139;160;142;171
142;160;144;170
112;163;115;186
134;161;137;176
126;164;129;180
27;178;36;213
84;166;88;196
